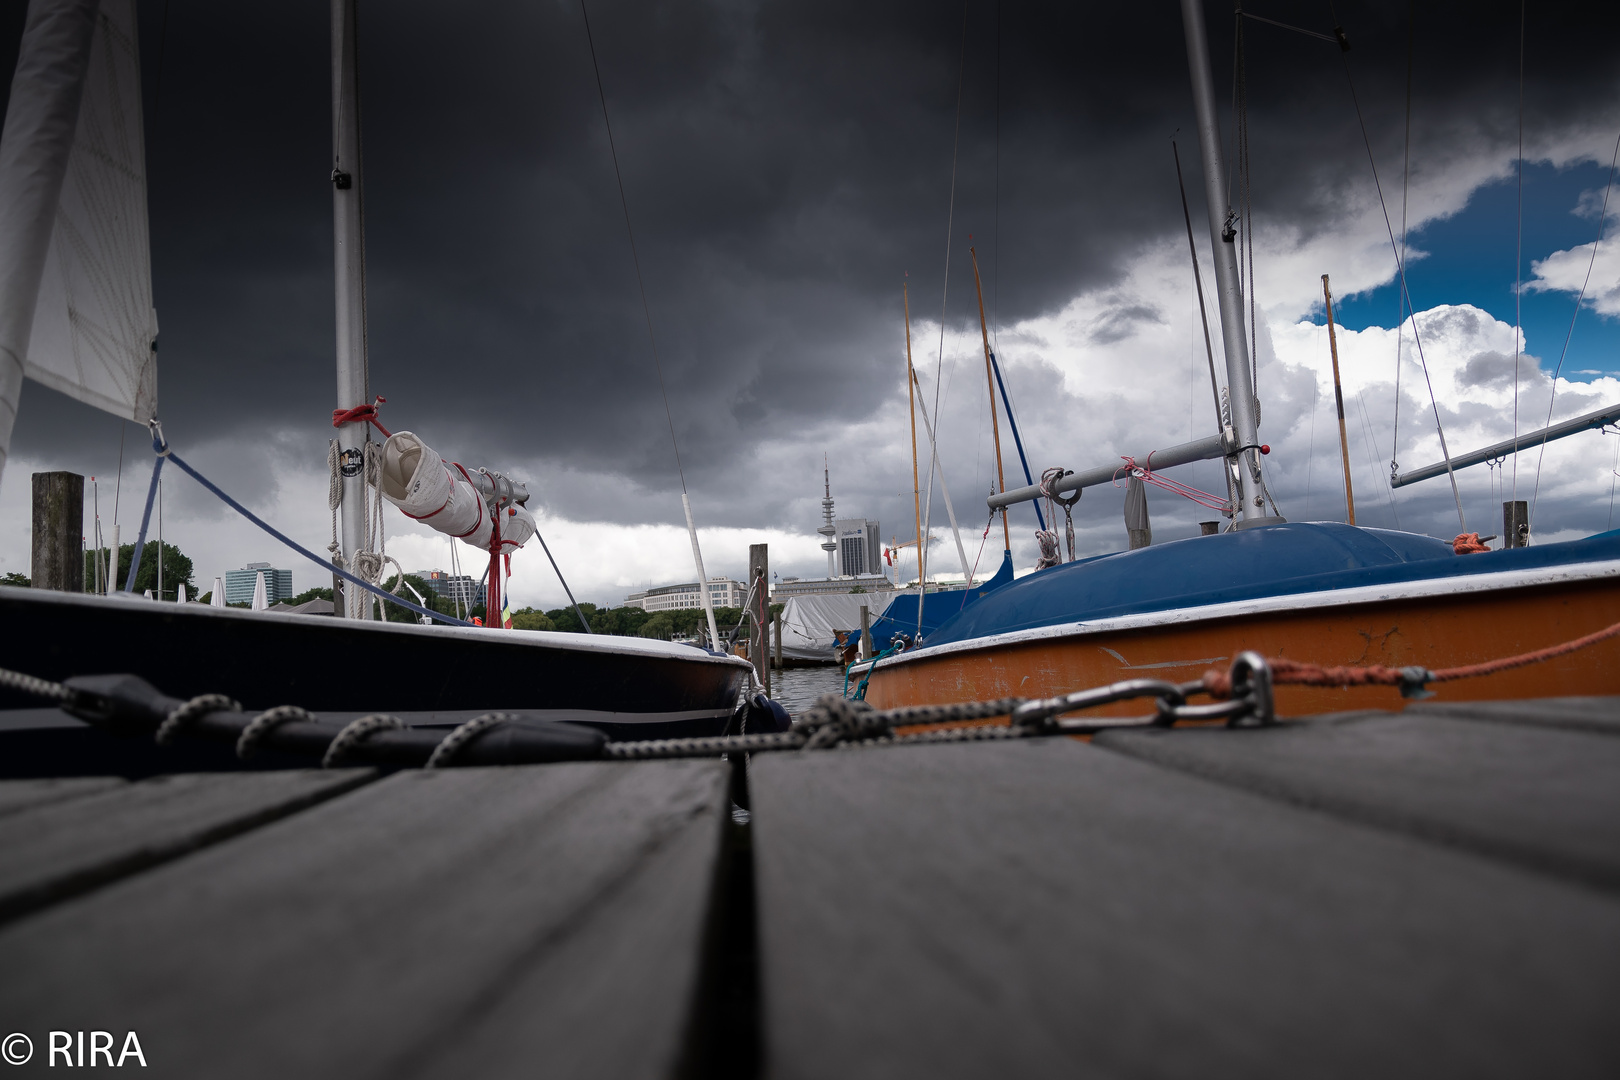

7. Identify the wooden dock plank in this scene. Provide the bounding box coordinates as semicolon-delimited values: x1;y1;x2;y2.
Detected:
0;760;730;1080
1408;694;1620;736
0;770;374;924
750;739;1620;1080
1095;711;1620;891
0;775;124;819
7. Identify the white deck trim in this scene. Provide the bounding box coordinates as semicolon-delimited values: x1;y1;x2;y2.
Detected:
0;587;754;669
855;558;1620;674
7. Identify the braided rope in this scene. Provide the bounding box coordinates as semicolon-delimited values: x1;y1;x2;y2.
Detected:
425;713;515;769
604;731;806;760
236;705;315;760
0;665;72;703
322;714;405;768
156;694;241;745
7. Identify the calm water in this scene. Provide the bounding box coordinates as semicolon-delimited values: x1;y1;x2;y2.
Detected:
767;665;848;715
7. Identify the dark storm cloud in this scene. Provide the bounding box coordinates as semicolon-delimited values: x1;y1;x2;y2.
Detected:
4;0;1618;534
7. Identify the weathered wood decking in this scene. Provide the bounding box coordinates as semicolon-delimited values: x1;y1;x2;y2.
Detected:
0;696;1616;1078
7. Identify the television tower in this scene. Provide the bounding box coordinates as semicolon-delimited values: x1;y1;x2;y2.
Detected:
818;455;837;577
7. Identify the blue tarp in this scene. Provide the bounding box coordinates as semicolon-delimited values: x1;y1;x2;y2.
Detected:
922;522;1620;648
866;551;1016;649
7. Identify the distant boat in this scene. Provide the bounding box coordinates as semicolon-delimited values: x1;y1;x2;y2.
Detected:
852;0;1620;714
0;0;753;750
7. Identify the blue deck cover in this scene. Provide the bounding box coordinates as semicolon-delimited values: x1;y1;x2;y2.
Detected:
866;552;1015;649
920;522;1620;648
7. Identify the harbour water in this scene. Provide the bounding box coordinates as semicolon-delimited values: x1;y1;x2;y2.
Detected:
769;665;847;715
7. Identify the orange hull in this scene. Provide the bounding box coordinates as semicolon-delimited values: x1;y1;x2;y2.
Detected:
860;575;1620;716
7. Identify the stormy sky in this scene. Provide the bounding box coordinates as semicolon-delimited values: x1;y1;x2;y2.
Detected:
3;0;1620;609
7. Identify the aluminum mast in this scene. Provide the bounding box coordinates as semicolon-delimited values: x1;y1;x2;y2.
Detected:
1180;0;1268;526
331;0;368;617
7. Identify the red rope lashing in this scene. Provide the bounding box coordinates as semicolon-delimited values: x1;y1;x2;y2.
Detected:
1116;458;1231;513
333;396;392;438
1200;616;1620;698
1453;532;1491;554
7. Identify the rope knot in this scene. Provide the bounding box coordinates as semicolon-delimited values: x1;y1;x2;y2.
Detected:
797;693;889;749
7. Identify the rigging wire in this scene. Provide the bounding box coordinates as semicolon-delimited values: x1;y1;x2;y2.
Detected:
1391;0;1414;481
1330;1;1465;531
921;0;971;588
579;0;687;492
1511;0;1525;504
1529;133;1620;526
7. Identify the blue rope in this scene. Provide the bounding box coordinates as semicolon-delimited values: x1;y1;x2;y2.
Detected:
144;425;470;626
989;349;1044;531
123;451;165;592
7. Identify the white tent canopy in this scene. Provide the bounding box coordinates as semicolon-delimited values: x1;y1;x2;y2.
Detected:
777;593;877;663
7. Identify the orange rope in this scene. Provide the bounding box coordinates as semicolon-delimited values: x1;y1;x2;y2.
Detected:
1453;532;1491;554
1202;615;1620;699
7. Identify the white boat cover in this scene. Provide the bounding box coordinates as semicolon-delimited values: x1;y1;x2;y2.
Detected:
9;0;157;428
778;592;878;662
377;430;536;552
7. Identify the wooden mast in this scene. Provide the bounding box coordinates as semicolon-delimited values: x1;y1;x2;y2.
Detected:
1321;275;1356;525
904;281;924;587
970;247;1010;550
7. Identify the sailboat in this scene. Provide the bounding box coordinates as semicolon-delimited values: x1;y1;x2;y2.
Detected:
0;0;755;756
852;0;1620;716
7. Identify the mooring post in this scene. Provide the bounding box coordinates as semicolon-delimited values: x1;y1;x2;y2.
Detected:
31;472;84;591
773;610;783;670
749;543;770;694
1503;501;1529;549
859;604;871;661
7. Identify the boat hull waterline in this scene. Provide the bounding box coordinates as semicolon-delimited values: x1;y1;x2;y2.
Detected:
855;560;1620;716
0;588;755;739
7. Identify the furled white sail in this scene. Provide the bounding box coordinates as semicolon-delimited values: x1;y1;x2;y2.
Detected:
377;431;537;552
25;0;157;423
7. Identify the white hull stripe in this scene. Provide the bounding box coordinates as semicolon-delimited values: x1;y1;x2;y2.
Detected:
859;558;1620;673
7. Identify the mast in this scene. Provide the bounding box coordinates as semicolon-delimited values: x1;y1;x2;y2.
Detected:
331;0;368;617
1180;0;1267;526
969;247;1010;551
904;283;923;587
1321;275;1356;524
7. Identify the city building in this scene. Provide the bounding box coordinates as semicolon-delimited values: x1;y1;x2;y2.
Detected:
413;569;483;608
224;562;293;605
772;574;894;599
624;577;746;612
836;518;882;577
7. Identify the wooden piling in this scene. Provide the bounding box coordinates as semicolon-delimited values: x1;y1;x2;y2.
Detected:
859;605;871;661
31;472;84;592
773;610;784;670
749;544;770;695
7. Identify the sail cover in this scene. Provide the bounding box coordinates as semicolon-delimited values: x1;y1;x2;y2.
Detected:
15;0;157;424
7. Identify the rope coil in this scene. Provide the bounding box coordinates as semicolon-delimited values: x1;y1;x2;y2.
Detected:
425;713;514;769
237;705;315;760
322;714;405;768
156;694;240;745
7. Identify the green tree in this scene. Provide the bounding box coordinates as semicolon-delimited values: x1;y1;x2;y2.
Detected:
378;573;458;623
84;541;195;600
2;571;28;587
639;612;675;640
509;607;556;632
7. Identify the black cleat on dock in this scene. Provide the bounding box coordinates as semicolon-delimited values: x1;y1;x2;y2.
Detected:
0;695;1616;1077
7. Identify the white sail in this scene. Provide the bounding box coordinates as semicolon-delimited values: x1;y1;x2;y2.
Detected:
377;431;537;552
24;0;157;423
